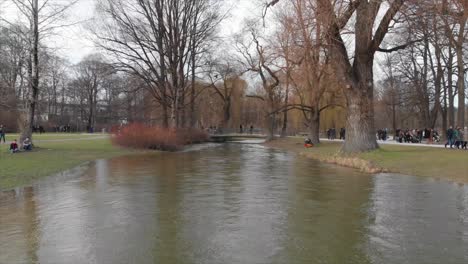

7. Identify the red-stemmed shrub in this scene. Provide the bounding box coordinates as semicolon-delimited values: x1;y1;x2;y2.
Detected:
112;123;209;151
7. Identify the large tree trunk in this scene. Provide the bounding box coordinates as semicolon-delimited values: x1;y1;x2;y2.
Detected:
392;103;397;138
20;0;39;143
316;0;403;153
18;109;33;147
343;90;378;153
170;87;178;128
189;60;196;128
308;108;320;144
222;99;231;129
87;90;94;132
280;109;288;138
265;101;276;141
456;48;465;127
162;88;169;128
266;115;275;141
447;51;455;127
280;79;290;138
180;91;186;127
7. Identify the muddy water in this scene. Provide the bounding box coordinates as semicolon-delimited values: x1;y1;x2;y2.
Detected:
0;144;467;264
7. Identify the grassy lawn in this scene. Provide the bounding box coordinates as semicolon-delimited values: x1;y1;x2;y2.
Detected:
360;144;468;183
5;133;105;141
267;137;468;183
0;135;136;191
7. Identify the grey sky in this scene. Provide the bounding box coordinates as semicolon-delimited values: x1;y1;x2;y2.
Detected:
2;0;259;64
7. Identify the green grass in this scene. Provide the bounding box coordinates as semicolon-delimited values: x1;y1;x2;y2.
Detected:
0;136;136;190
5;133;104;141
270;138;468;183
359;144;468;183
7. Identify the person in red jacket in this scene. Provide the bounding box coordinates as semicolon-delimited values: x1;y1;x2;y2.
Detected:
9;139;19;153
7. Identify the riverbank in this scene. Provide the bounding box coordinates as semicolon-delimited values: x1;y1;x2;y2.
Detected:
266;137;468;184
0;135;137;190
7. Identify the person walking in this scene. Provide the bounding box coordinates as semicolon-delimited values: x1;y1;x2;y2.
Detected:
456;127;462;148
454;127;461;149
463;127;468;150
445;126;454;148
0;125;5;143
428;128;434;144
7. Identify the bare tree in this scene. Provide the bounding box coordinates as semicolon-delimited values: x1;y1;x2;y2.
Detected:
236;25;281;141
0;24;28;111
74;54;112;132
441;0;467;127
265;0;408;152
204;57;245;129
95;0;224;128
3;0;78;143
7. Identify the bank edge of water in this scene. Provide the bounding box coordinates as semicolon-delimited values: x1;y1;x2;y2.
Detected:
264;137;468;184
264;138;384;174
0;139;152;191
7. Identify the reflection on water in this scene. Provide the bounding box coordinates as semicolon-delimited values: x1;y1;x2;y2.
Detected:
0;144;467;264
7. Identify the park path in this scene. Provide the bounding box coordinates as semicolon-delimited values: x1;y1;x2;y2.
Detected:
320;138;447;148
32;133;451;148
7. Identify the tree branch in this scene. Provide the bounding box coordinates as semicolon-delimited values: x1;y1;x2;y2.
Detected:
377;38;424;53
371;0;405;52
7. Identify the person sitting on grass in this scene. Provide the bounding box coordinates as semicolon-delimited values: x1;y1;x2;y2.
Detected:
304;137;314;148
9;139;19;153
23;137;32;151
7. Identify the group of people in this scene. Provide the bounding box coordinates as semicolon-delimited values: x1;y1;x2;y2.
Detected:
205;124;255;134
32;125;46;134
52;125;73;133
1;124;34;153
206;126;222;134
445;126;468;149
9;138;33;153
377;129;389;141
326;128;346;140
239;124;254;134
395;128;440;144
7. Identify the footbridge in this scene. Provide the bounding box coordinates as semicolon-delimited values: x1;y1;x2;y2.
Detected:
209;133;267;143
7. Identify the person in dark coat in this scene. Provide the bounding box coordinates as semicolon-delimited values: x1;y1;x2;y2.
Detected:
445;126;454;148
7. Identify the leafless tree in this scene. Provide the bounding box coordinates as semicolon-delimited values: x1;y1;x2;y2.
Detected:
2;0;78;143
94;0;225;128
236;24;281;141
441;0;467;127
204;57;245;128
73;54;113;132
265;0;408;152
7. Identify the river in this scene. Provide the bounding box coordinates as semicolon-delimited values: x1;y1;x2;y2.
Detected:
0;143;467;263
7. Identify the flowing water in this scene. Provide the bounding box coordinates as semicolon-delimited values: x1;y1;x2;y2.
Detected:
0;143;467;264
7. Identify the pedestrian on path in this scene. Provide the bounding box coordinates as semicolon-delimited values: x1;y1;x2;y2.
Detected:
0;125;5;143
428;128;434;144
445;126;454;148
463;127;468;150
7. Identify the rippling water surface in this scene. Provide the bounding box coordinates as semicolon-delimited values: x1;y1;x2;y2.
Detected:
0;143;467;264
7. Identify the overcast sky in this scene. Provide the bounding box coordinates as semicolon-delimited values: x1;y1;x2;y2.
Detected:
1;0;260;64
